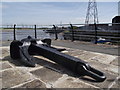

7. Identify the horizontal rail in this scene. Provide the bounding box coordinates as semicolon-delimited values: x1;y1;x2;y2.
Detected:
1;23;120;27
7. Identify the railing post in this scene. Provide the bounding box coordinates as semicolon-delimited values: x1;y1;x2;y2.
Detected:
94;23;97;44
53;25;58;40
35;25;37;39
13;24;16;40
70;24;74;42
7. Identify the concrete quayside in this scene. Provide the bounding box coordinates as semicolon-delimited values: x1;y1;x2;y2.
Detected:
0;40;119;89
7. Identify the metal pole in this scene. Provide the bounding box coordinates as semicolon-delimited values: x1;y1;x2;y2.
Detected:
13;24;16;40
53;25;58;40
35;25;37;39
70;24;74;42
94;23;97;44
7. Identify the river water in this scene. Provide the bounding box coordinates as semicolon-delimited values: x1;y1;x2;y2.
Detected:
2;29;64;41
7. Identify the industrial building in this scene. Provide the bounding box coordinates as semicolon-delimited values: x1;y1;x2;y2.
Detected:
112;16;120;30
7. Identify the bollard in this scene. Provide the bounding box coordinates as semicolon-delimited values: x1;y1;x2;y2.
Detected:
70;24;74;42
35;25;37;39
53;25;58;40
94;23;97;44
13;24;16;40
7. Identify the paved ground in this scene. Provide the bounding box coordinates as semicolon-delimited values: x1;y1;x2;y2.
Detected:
0;40;120;89
52;40;119;56
2;40;119;56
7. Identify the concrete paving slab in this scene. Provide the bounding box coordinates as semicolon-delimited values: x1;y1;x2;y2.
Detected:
53;75;99;88
107;76;120;89
2;57;27;67
64;50;85;56
16;79;46;88
0;79;2;90
87;60;119;75
0;62;1;71
109;81;120;88
0;71;2;78
1;61;12;70
75;52;97;62
80;72;118;88
2;69;33;88
30;67;62;83
1;47;9;60
90;53;117;64
110;56;119;66
105;65;119;74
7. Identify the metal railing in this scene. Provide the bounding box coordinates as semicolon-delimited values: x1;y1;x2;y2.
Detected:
2;23;120;44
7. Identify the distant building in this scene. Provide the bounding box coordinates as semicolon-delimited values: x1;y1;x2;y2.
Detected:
112;16;120;30
82;16;120;31
88;24;109;30
112;16;120;23
79;24;109;31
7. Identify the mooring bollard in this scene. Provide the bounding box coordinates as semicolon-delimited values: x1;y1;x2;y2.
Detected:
13;24;16;40
70;24;74;42
53;25;58;40
34;25;37;39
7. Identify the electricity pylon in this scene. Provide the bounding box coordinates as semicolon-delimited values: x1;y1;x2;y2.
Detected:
85;0;99;24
